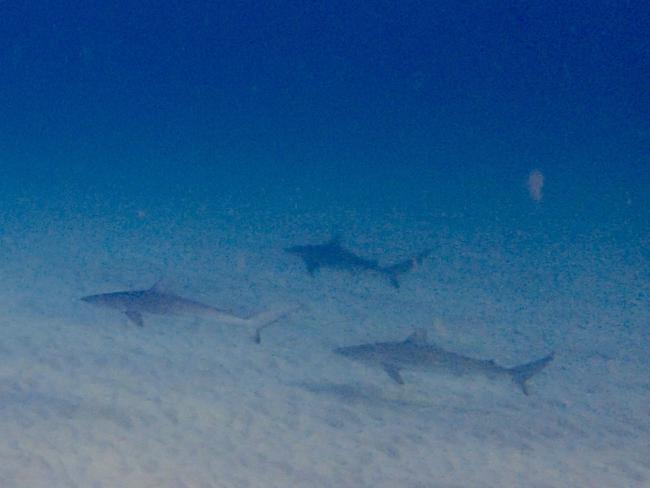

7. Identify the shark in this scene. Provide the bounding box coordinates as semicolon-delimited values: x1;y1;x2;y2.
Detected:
334;330;554;395
285;236;431;288
81;282;296;343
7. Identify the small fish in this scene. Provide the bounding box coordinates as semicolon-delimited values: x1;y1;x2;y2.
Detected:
334;330;554;395
285;236;431;288
81;281;297;343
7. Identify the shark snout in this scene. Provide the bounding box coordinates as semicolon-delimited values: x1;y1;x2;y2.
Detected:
333;346;352;358
80;294;102;305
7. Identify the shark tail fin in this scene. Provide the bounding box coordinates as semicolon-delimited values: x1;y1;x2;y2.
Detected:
509;353;554;395
381;249;432;289
248;306;300;344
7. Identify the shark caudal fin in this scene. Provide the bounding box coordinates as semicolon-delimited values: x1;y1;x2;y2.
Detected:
248;306;300;344
381;249;432;288
509;353;554;395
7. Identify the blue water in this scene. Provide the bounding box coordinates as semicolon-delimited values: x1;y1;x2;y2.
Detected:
1;2;648;487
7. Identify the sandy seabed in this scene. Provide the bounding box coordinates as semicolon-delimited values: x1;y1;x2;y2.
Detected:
0;202;648;488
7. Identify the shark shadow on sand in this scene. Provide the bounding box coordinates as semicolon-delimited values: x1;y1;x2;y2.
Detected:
293;381;435;408
285;236;431;288
81;281;298;343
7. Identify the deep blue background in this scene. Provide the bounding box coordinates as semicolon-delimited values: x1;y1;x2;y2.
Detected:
0;1;648;236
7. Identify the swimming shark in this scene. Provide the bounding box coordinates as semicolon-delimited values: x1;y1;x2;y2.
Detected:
285;236;431;288
81;282;297;343
334;330;554;395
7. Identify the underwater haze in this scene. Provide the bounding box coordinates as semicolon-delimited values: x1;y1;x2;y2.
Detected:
1;1;649;487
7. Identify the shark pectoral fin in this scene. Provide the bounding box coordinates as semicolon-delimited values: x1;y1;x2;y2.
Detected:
381;249;432;288
248;305;300;344
388;275;400;289
510;353;554;395
382;363;404;384
124;311;144;327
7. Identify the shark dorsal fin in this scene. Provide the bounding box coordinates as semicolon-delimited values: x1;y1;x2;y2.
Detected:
150;279;173;293
404;329;428;344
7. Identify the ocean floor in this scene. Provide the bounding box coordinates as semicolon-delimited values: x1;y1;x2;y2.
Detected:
0;194;649;488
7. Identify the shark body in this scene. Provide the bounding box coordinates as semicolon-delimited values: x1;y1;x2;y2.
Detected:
334;330;554;395
285;237;430;288
81;282;295;343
